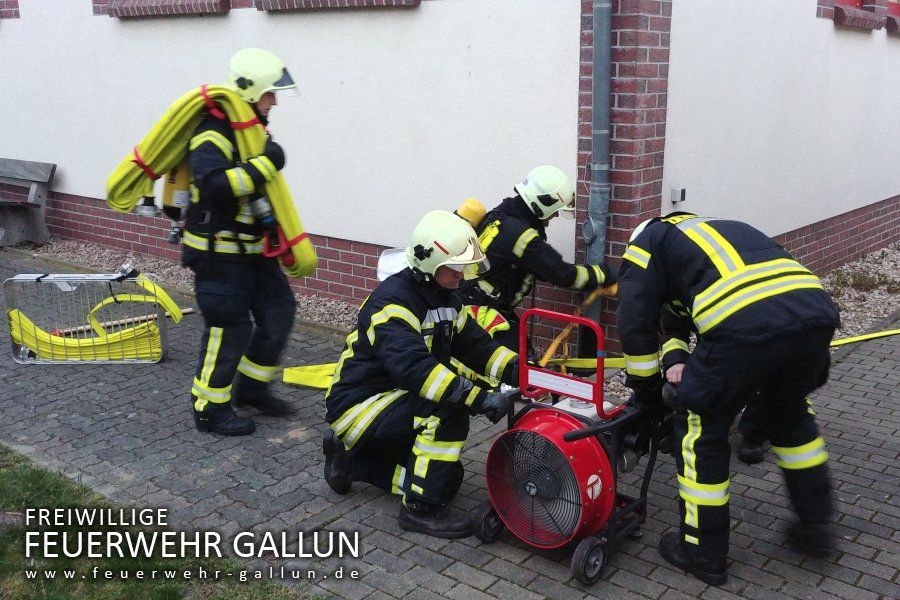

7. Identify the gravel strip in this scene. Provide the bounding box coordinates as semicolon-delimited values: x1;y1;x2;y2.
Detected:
29;239;360;331
24;238;900;403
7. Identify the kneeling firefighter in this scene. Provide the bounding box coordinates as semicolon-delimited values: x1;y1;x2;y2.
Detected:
185;48;299;435
323;211;519;538
617;213;840;586
459;165;615;350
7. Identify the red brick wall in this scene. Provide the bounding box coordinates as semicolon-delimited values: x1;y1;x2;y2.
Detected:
28;188;382;302
0;0;19;19
255;0;420;10
94;0;254;16
9;186;892;292
775;195;900;273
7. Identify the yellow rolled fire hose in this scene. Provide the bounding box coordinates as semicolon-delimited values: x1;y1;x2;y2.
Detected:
106;85;317;278
8;276;183;361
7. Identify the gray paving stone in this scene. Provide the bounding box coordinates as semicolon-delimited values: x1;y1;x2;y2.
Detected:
818;577;880;600
527;575;587;600
1;252;898;598
485;578;545;600
608;568;667;599
406;565;455;595
482;557;538;587
401;545;454;572
443;560;498;590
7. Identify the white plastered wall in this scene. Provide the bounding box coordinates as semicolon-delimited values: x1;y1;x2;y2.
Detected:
0;0;580;256
662;0;900;236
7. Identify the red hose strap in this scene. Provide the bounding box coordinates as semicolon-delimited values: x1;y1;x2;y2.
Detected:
200;85;227;120
131;147;160;180
230;117;261;130
288;232;308;246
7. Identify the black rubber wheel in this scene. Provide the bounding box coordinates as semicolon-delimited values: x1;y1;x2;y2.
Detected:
572;536;607;585
627;525;644;540
473;502;504;543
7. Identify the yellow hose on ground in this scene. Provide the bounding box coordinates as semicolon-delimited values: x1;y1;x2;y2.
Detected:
283;363;337;388
8;275;184;362
281;326;900;389
106;85;316;278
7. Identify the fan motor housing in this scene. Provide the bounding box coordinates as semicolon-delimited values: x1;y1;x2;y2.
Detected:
485;408;616;549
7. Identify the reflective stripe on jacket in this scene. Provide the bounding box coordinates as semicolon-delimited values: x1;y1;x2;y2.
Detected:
617;214;840;384
325;268;516;427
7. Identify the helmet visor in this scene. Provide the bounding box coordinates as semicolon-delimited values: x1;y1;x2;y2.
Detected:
268;68;298;96
557;204;575;219
439;237;485;267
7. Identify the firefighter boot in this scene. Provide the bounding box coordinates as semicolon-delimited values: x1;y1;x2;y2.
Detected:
234;376;294;417
322;431;352;495
659;531;727;586
786;522;834;558
193;403;256;436
398;500;474;539
736;437;770;465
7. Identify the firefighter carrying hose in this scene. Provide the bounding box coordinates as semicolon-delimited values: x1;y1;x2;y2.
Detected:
323;210;519;538
617;213;840;586
458;165;615;350
184;48;299;436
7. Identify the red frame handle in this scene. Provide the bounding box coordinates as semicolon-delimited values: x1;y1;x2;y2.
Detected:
518;307;623;420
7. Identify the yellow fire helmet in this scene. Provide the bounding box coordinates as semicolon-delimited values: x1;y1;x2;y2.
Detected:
227;48;297;103
406;210;486;280
514;164;576;219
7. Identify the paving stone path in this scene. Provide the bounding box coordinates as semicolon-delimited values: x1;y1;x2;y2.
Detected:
1;250;897;599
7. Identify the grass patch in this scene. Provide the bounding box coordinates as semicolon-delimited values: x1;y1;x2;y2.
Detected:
0;446;310;600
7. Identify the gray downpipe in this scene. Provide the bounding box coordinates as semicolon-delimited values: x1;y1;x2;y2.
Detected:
581;0;612;327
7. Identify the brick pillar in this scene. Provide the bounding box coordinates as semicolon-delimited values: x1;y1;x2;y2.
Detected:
574;0;673;350
0;0;20;19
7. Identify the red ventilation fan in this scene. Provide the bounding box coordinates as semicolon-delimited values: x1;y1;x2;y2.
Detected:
474;309;669;586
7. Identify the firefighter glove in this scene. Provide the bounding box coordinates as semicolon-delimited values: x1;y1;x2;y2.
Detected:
661;382;679;411
472;390;510;424
630;375;665;412
264;138;286;171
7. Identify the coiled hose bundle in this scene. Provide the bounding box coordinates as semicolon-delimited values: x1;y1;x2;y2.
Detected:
105;85;317;278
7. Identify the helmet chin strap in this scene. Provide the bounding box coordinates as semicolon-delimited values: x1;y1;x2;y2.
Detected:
410;267;431;282
251;103;269;127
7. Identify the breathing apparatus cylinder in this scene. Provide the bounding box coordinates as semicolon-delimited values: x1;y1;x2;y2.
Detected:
455;198;486;229
161;159;192;243
248;195;280;249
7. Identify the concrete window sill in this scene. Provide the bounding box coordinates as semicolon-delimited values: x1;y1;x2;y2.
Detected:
108;0;230;19
833;4;887;30
254;0;420;11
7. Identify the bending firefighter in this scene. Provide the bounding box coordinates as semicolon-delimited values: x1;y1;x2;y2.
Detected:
185;48;299;435
617;213;840;586
323;211;519;538
459;165;615;349
658;296;770;465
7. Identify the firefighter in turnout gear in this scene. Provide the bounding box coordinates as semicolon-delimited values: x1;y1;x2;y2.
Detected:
617;213;840;586
184;48;299;436
459;165;615;349
323;211;519;538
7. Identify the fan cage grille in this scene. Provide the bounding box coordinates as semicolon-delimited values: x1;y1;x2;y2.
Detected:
486;429;583;547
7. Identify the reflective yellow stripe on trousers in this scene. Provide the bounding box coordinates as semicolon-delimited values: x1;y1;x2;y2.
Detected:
772;437;828;470
331;390;405;450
